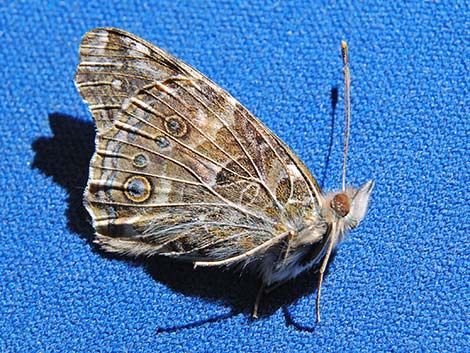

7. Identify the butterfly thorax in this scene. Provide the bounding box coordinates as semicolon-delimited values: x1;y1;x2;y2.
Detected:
265;184;372;285
265;217;329;285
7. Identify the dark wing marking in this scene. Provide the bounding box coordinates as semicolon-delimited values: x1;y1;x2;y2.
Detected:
77;28;323;264
75;27;203;131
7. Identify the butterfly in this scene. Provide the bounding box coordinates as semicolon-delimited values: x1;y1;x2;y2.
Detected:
75;28;374;322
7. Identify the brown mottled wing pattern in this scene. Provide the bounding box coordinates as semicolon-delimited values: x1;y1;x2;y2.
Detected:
75;28;197;131
75;28;323;263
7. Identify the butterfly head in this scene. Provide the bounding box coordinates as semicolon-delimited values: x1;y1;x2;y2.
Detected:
326;180;374;232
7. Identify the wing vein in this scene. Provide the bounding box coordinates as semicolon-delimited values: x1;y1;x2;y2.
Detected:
229;101;296;206
100;136;276;225
171;80;284;211
194;230;290;267
145;221;272;239
94;165;204;186
160;230;267;258
115;113;246;179
140;87;256;179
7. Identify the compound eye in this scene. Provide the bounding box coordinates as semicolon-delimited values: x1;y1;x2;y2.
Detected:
331;193;350;217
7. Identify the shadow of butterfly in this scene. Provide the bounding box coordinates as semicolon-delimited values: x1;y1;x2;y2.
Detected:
75;28;373;322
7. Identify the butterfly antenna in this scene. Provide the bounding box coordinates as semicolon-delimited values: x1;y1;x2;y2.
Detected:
341;41;350;191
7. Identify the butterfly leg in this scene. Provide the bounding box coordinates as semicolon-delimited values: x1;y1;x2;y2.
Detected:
315;223;337;322
252;282;266;319
279;230;295;266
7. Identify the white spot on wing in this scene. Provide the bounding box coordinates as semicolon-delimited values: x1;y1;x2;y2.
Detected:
287;164;302;178
112;79;122;89
134;42;151;56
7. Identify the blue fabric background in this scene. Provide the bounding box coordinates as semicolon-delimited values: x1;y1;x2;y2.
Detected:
1;1;468;352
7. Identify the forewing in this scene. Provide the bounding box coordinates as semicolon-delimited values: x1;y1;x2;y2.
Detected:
78;28;322;262
75;27;202;131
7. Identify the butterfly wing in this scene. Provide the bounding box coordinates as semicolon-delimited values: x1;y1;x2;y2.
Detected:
75;28;324;264
75;27;201;132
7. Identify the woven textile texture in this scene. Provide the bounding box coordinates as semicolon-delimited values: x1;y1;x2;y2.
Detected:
1;1;468;352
